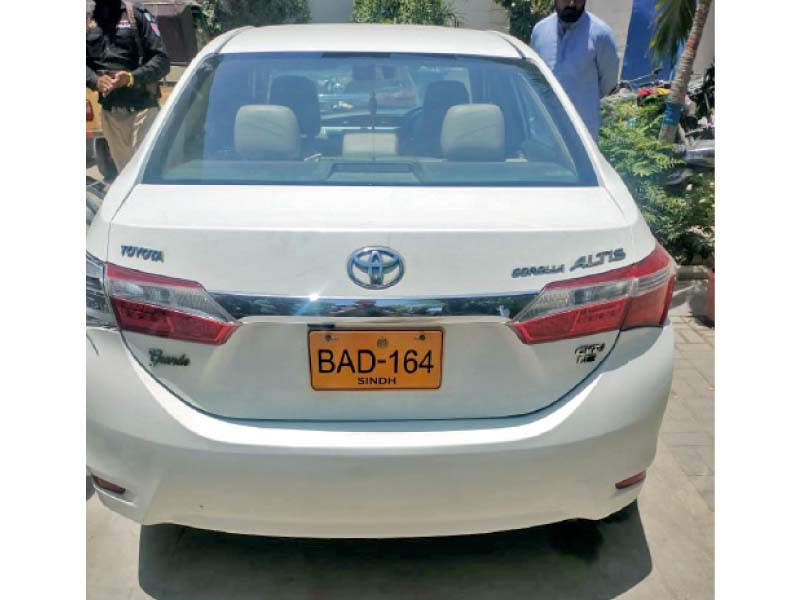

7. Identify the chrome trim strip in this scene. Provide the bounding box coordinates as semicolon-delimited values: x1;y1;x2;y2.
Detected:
210;291;538;320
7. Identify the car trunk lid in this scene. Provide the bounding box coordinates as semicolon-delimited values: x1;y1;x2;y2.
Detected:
107;184;635;421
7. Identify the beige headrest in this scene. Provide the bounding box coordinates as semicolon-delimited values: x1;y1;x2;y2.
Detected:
441;104;505;161
234;105;300;160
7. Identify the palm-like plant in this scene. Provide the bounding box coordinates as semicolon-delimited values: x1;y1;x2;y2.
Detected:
649;0;696;67
653;0;714;143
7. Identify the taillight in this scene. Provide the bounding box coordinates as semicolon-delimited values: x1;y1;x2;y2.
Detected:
87;253;115;327
86;100;94;122
510;244;676;344
102;263;239;345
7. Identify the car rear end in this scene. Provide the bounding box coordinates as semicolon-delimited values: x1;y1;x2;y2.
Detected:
86;25;675;538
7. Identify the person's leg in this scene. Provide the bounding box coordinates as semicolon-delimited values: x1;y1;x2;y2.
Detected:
102;108;136;171
132;107;160;154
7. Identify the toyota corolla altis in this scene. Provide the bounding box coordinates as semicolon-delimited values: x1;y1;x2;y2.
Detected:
86;24;676;538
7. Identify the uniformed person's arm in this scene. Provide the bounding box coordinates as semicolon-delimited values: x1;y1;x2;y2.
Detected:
87;66;100;90
131;5;170;86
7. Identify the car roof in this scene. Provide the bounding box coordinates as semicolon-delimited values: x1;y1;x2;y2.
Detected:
220;24;521;58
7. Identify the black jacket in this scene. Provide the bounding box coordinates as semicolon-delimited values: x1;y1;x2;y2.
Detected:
86;2;170;110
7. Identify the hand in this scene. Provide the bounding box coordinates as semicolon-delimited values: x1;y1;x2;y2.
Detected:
97;74;115;95
111;71;133;89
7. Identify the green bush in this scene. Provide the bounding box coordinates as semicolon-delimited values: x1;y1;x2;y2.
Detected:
599;98;714;264
353;0;459;26
492;0;551;42
200;0;310;35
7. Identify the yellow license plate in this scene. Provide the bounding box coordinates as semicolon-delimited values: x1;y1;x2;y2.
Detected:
308;330;443;391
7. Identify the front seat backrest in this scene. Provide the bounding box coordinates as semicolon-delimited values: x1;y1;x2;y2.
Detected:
441;104;506;162
234;105;301;160
269;75;321;138
417;80;469;156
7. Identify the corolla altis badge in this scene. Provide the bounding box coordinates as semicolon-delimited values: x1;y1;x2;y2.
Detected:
512;264;565;278
512;249;626;278
347;247;404;290
121;245;164;262
570;249;626;272
148;349;190;368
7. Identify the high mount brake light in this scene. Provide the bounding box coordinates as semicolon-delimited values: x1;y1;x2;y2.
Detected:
105;263;239;345
510;244;676;345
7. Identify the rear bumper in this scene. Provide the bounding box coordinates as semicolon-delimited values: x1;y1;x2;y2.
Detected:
87;325;673;538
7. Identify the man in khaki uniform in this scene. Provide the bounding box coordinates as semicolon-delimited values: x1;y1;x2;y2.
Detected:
86;1;169;172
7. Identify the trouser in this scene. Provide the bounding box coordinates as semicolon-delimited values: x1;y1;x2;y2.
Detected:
102;106;159;172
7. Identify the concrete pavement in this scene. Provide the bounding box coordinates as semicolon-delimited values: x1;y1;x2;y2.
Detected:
87;299;714;599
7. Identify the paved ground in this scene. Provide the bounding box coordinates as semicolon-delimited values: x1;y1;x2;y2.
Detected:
87;279;714;599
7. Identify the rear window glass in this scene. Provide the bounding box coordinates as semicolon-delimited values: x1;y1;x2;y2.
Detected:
143;52;597;187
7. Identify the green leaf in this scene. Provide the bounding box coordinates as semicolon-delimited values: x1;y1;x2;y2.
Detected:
649;0;696;66
599;96;714;263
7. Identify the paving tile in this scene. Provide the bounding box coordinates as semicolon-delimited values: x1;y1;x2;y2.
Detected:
688;475;715;512
677;328;708;344
670;446;714;476
676;346;715;360
663;398;703;426
673;358;693;370
668;377;695;398
672;373;714;402
661;432;714;447
691;361;715;386
661;415;706;434
695;444;715;472
639;444;715;598
685;402;715;425
679;368;714;391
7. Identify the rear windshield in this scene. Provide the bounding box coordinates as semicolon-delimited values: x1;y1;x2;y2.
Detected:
143;52;597;187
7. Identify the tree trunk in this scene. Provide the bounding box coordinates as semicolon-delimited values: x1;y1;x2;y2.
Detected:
659;0;713;143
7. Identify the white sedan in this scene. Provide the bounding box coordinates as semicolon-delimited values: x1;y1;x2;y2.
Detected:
86;24;675;538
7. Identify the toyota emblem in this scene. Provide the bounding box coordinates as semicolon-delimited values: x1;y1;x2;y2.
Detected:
347;247;404;290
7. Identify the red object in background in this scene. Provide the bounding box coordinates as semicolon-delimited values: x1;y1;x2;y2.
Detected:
637;88;654;98
705;271;715;324
86;100;94;122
